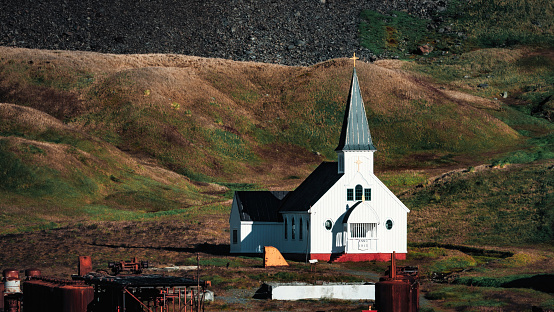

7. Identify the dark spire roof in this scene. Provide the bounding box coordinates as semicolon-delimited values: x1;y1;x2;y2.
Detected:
335;68;376;151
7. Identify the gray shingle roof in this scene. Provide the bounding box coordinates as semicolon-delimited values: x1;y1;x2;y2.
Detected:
335;68;376;151
235;191;289;222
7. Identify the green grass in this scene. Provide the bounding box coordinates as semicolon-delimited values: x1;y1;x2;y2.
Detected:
359;0;554;57
428;255;477;275
379;171;428;193
405;162;554;245
443;0;554;49
359;10;432;57
425;285;554;310
425;285;505;309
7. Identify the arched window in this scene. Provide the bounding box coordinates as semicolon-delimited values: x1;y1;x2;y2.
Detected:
299;218;303;240
284;218;288;239
292;217;296;240
355;185;363;201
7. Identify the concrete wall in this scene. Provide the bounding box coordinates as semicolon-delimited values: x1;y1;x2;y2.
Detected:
267;282;375;300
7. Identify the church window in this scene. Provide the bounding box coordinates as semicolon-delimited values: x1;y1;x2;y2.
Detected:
325;219;333;230
292;218;296;240
232;229;238;244
284;218;288;239
364;188;371;201
355;185;363;201
350;223;376;238
385;219;394;230
299;218;303;240
347;189;353;201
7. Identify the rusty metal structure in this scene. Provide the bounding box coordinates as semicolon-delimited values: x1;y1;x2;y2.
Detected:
74;272;210;312
1;256;211;312
108;257;149;275
78;256;93;276
375;252;420;312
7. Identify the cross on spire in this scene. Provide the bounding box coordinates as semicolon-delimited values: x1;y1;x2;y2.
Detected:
350;53;359;67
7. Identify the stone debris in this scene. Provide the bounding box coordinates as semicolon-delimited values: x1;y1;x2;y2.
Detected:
0;0;450;66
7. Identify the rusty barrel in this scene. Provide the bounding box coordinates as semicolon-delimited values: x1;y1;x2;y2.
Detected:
375;276;419;312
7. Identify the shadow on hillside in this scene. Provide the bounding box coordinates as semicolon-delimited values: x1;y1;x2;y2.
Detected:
503;274;554;294
91;242;231;256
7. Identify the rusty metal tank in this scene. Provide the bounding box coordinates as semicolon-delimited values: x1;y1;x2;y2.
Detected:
60;284;95;312
24;268;42;280
375;252;419;312
23;277;94;312
3;269;21;294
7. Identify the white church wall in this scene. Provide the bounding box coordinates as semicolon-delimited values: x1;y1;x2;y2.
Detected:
366;174;409;254
308;176;350;255
281;213;310;254
306;154;408;256
237;221;283;253
343;150;374;175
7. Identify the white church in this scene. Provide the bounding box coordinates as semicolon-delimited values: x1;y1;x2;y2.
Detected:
229;60;410;262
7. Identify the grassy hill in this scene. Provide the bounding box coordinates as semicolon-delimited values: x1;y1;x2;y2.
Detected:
0;47;523;229
1;0;553;309
1;45;552;241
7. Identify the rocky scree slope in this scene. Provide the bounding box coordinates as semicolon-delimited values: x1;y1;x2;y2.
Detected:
0;0;447;66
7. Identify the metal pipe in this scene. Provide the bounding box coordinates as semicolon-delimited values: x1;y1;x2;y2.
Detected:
123;288;154;312
391;251;396;279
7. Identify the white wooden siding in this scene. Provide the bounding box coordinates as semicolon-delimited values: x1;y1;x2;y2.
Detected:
308;150;408;255
238;221;283;253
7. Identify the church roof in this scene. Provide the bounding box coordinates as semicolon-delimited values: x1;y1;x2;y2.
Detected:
279;162;344;212
335;68;377;151
235;191;289;222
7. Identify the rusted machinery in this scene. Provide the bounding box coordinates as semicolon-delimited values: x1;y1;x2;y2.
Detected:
75;273;211;312
375;252;420;312
1;256;211;312
108;257;149;275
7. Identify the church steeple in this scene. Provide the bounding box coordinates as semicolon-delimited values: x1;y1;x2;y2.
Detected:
336;56;376;175
335;67;376;152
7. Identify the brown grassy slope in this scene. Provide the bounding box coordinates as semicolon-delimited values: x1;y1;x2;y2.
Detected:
0;47;521;188
0;103;226;232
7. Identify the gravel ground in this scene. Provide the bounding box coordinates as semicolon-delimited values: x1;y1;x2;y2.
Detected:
0;0;446;66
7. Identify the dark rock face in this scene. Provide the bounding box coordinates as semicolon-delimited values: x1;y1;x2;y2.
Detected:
0;0;446;65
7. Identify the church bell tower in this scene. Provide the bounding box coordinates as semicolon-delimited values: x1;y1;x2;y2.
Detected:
335;54;377;175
